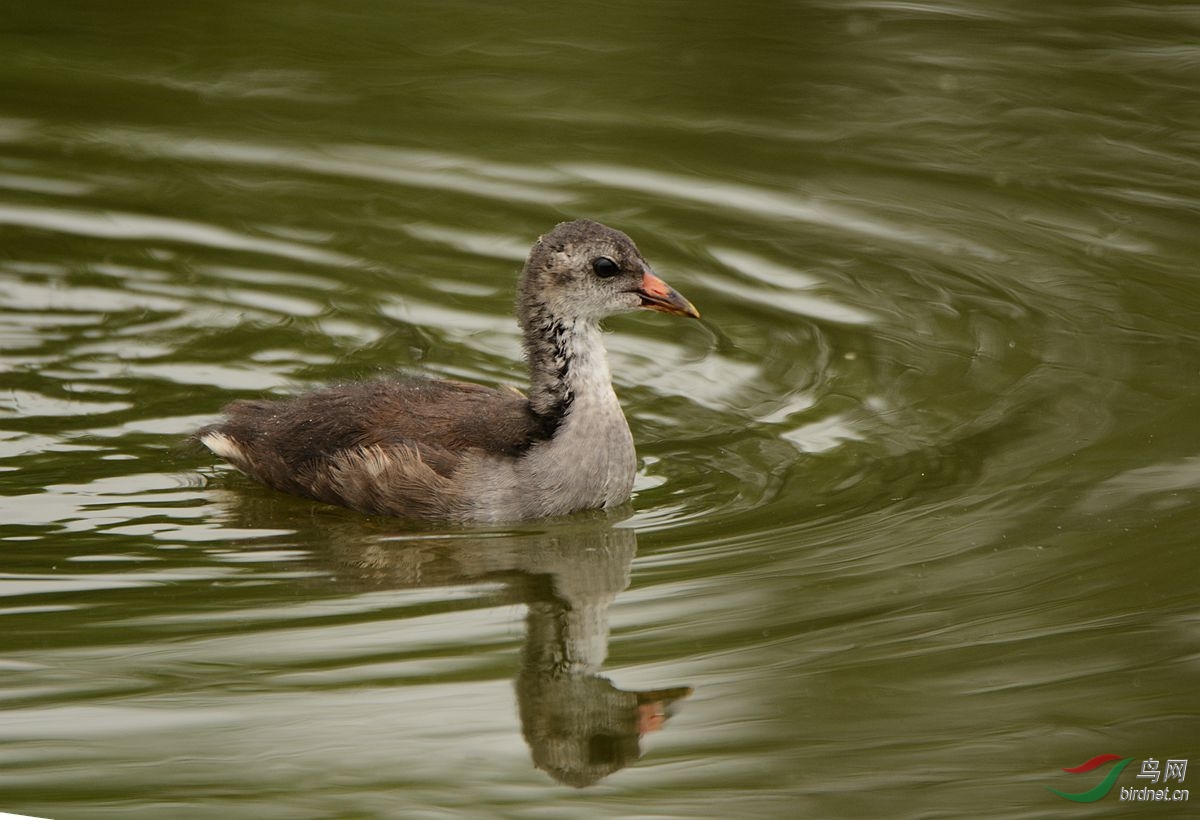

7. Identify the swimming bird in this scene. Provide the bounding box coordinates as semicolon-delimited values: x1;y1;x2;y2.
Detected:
198;219;699;522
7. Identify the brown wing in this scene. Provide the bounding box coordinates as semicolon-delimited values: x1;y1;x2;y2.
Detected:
201;377;552;481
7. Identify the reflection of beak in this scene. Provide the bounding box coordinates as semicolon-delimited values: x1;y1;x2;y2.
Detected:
634;271;700;319
634;686;693;735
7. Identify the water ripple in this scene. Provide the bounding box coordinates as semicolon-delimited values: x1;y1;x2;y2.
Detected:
0;203;359;267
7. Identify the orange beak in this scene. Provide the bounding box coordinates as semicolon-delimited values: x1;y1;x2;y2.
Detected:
635;270;700;318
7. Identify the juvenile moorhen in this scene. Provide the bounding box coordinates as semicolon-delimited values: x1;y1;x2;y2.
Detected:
198;219;699;522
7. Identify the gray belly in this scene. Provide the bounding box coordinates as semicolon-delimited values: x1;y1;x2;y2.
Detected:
461;407;636;521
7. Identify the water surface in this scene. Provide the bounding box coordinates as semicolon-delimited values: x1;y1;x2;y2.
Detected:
2;1;1198;817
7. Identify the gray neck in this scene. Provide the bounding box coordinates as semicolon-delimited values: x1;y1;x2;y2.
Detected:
514;306;636;514
523;305;605;422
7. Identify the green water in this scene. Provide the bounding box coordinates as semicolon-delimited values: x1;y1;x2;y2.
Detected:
2;1;1198;817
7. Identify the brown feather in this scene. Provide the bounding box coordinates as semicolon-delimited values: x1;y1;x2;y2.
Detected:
198;377;556;515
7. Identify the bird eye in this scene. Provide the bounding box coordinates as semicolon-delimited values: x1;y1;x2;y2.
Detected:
591;256;620;278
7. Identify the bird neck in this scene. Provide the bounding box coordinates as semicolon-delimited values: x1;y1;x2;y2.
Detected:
514;304;637;514
522;306;613;423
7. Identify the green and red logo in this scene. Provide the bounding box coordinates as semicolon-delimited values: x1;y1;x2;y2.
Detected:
1049;754;1189;803
1047;754;1134;802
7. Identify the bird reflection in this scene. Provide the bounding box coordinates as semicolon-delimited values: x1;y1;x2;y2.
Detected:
518;592;691;787
211;490;691;787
